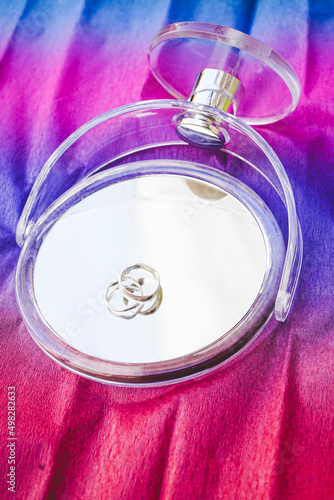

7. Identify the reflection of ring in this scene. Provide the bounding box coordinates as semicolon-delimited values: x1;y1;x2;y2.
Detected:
105;277;144;319
139;284;163;316
119;264;160;303
105;264;162;320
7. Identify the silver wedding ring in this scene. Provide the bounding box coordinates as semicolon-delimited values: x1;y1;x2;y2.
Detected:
105;264;162;319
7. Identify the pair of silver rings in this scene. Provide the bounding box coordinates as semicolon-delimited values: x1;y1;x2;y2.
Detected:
105;264;163;320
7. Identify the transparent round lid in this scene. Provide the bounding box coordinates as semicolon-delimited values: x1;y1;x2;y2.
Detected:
148;22;301;125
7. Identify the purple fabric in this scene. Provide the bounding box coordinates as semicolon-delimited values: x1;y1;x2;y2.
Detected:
1;1;334;498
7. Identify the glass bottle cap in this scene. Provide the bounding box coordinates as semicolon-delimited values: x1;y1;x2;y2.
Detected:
148;22;301;125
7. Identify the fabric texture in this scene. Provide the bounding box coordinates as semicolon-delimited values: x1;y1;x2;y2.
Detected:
1;0;334;498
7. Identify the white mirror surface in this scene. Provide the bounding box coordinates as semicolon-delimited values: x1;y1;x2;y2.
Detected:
34;175;266;363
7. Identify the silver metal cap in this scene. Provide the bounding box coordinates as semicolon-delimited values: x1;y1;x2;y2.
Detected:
176;69;243;149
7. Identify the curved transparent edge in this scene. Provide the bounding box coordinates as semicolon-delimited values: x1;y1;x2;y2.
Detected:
148;21;301;125
16;99;302;321
16;161;284;385
28;313;275;388
16;100;189;247
239;121;303;321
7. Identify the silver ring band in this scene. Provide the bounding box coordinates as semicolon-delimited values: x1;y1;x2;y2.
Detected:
106;264;162;320
105;277;144;319
119;264;160;303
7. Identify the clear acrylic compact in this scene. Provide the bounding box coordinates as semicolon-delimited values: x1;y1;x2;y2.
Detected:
15;22;302;386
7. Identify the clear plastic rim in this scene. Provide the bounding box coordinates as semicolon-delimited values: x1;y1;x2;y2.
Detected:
16;160;286;386
148;22;301;125
16;99;302;322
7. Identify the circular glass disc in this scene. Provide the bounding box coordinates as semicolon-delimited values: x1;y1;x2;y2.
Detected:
17;161;286;385
35;175;265;364
148;22;301;125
